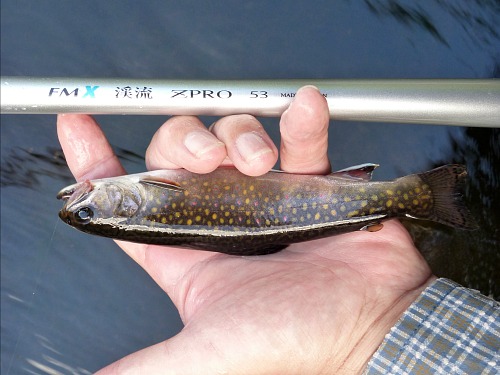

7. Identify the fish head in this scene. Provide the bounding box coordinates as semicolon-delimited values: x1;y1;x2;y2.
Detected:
57;179;142;230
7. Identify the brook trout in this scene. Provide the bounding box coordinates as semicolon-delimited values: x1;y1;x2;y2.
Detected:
57;164;476;255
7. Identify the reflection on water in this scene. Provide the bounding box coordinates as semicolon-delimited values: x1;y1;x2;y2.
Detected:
364;0;499;65
0;146;144;188
24;335;92;375
365;0;449;46
406;128;500;300
1;147;71;189
25;357;91;375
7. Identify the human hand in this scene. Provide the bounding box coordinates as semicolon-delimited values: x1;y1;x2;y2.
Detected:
57;86;435;374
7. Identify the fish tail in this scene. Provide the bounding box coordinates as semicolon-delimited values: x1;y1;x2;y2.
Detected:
417;164;478;230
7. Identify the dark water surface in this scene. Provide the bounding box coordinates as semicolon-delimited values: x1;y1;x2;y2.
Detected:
1;1;499;373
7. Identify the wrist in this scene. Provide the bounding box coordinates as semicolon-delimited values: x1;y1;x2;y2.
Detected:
338;276;437;374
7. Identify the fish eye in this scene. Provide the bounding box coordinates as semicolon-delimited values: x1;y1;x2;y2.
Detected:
75;207;93;224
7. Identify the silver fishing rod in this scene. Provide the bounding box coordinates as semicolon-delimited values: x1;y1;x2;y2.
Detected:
1;76;499;127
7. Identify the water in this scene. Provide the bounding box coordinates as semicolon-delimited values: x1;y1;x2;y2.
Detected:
1;1;499;373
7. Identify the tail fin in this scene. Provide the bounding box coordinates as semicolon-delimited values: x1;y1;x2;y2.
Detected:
418;164;478;230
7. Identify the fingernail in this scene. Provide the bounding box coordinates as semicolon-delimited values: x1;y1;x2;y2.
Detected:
236;132;273;163
296;85;319;95
184;131;224;158
282;86;320;119
285;85;321;119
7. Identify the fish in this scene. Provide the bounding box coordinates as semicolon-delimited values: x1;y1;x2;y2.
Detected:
57;164;477;255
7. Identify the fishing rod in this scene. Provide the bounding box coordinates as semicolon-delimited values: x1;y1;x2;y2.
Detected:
1;76;499;127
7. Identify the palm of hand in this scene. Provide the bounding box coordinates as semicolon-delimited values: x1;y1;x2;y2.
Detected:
57;87;433;373
147;221;430;373
110;217;430;373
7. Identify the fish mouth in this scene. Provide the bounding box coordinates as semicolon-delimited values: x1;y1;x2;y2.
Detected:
57;180;93;202
59;209;72;225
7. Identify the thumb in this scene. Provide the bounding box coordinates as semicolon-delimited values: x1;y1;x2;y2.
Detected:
94;334;217;375
279;86;331;174
94;325;275;374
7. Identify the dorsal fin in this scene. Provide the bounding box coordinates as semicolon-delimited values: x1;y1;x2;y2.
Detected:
140;178;184;192
330;163;379;181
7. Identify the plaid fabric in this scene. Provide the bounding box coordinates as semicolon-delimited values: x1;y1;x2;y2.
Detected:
364;278;499;374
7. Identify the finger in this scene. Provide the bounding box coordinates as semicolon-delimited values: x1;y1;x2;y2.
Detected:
210;114;278;176
56;114;125;180
146;116;226;173
279;86;331;174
